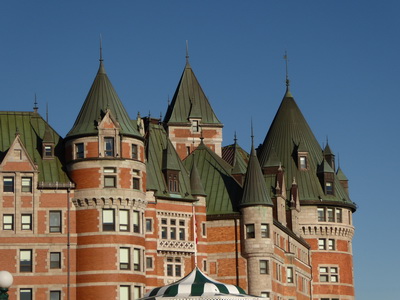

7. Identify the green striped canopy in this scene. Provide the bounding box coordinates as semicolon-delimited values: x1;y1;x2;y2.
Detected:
142;267;260;300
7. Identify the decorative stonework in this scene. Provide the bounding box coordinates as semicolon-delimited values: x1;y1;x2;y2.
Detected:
157;240;195;253
301;224;354;238
72;197;147;209
157;211;192;218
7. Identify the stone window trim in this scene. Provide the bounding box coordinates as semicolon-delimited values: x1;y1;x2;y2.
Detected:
20;288;33;300
49;211;62;233
75;142;85;159
317;207;343;223
319;265;339;283
166;256;182;278
259;260;269;274
318;238;335;250
21;214;32;231
3;176;15;193
104;167;117;188
160;217;187;241
145;218;153;233
50;290;62;300
120;285;131;300
3;214;14;230
21;177;33;193
298;152;309;170
245;223;255;239
43;144;54;159
20;249;33;272
146;256;154;270
120;247;131;270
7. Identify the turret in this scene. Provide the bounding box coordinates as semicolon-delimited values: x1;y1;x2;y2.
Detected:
64;55;147;299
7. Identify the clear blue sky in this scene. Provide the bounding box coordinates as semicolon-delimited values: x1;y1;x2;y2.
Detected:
0;1;397;299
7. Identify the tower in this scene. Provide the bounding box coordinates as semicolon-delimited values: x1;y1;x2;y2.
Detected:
64;57;147;299
258;85;357;300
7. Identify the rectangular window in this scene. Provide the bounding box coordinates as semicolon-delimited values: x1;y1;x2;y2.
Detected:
132;144;138;160
161;226;167;239
21;177;32;192
179;228;185;241
104;167;117;188
120;286;130;300
20;250;32;272
20;288;32;300
170;227;176;240
327;208;334;222
133;248;140;271
336;208;342;223
318;238;326;250
166;257;181;277
104;137;114;157
328;239;335;250
75;143;85;158
133;211;140;233
168;173;179;193
44;145;53;157
50;252;61;269
119;210;129;231
260;260;269;274
3;214;14;230
120;247;130;270
103;209;115;231
21;214;32;230
133;286;141;300
192;120;199;132
325;181;334;194
3;177;14;192
146;257;153;269
260;292;270;298
261;224;269;238
76;143;84;159
317;207;325;222
133;177;140;190
145;219;152;232
49;211;62;233
50;291;61;300
287;267;294;283
319;266;339;283
246;224;255;238
299;156;307;169
202;223;207;237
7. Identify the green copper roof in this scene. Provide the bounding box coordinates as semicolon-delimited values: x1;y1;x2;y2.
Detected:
146;122;193;199
241;146;273;207
162;142;181;171
318;159;335;174
258;88;354;207
336;167;348;181
184;141;242;215
67;61;141;139
222;139;249;175
189;158;207;197
0;111;70;184
164;62;222;125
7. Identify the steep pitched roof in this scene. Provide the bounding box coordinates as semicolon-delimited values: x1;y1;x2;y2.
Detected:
258;88;355;208
189;158;207;197
66;61;141;139
146;122;194;200
0;111;70;184
222;138;249;175
241;145;273;207
164;62;221;125
184;141;242;215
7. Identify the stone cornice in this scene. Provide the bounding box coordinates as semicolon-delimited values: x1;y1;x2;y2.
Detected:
72;197;147;210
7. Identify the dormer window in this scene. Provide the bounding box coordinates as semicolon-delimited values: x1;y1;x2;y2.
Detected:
299;155;308;170
43;144;54;159
168;173;179;193
104;137;114;157
192;120;199;133
325;181;334;195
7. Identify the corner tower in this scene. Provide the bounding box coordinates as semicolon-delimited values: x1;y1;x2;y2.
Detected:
164;53;223;159
65;56;147;299
258;85;357;300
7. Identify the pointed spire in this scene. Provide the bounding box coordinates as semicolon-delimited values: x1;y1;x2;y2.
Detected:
99;34;103;62
33;93;38;113
284;50;290;88
186;40;189;65
190;155;207;197
46;102;49;122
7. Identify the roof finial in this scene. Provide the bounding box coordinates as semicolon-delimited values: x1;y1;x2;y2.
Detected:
186;40;189;64
33;93;38;113
284;51;290;87
251;118;254;147
234;131;237;144
99;34;103;62
46;102;49;122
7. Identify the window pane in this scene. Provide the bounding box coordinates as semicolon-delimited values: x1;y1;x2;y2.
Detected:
50;291;61;300
133;286;141;299
120;286;130;300
179;228;185;240
133;249;140;271
132;144;138;159
261;224;269;238
336;208;342;223
170;227;176;240
104;176;116;187
3;177;14;192
146;257;153;269
133;211;140;233
246;224;255;238
21;214;32;230
103;209;115;231
50;252;61;269
3;214;14;230
120;248;130;270
119;210;129;231
22;177;32;192
317;208;325;221
104;137;114;157
76;143;84;158
50;211;61;232
20;289;32;300
20;250;32;272
133;178;140;190
146;219;152;232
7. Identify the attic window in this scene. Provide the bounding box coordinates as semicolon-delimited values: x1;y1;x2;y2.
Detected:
43;145;54;158
104;137;114;157
168;173;179;193
298;155;308;170
192;120;199;133
325;182;334;195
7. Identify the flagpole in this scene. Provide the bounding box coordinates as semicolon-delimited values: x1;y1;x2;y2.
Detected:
192;203;198;267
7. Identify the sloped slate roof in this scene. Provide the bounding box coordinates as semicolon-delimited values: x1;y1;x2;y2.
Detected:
66;61;141;139
164;62;221;125
258;88;355;208
184;141;242;215
241;146;273;207
0;111;70;183
146;122;193;200
143;267;257;300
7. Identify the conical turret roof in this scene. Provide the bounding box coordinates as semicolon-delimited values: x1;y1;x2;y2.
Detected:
164;61;221;125
241;145;273;207
258;88;354;208
66;61;141;139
